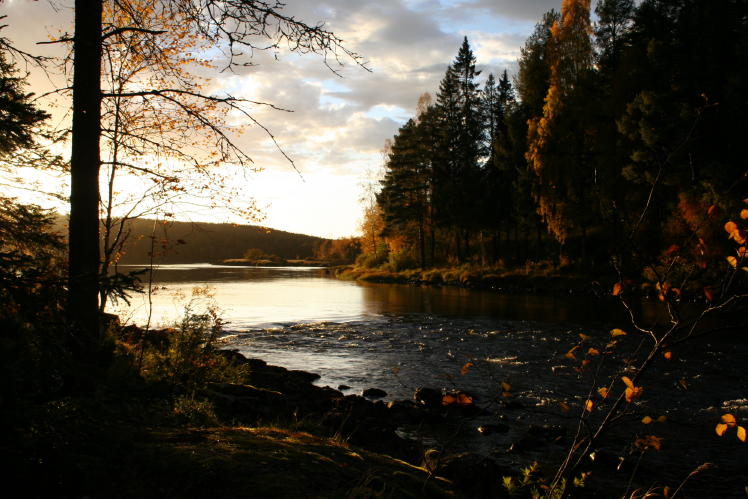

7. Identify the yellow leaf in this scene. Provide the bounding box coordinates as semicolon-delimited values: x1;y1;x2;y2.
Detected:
501;381;511;392
597;387;609;399
727;256;738;268
611;328;627;337
587;347;600;356
612;282;622;296
585;400;594;412
621;376;634;388
737;426;746;442
715;423;728;436
642;415;653;424
460;361;473;376
657;415;668;423
721;413;737;426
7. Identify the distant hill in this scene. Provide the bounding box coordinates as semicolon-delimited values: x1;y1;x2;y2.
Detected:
53;216;329;264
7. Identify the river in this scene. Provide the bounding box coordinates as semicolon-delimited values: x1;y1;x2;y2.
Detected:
110;263;634;402
111;264;747;495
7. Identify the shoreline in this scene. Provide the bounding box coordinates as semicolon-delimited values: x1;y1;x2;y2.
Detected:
333;264;603;295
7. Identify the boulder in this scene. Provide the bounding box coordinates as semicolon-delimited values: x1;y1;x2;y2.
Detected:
362;387;387;399
414;387;443;409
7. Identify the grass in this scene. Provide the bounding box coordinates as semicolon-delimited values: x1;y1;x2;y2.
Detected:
334;263;594;294
3;388;456;498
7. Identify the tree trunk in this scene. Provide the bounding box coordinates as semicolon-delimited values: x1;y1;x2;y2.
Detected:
69;0;103;337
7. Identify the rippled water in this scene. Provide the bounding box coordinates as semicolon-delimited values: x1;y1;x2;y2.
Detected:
112;265;747;494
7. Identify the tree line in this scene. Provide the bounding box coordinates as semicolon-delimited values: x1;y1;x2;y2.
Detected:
367;0;747;280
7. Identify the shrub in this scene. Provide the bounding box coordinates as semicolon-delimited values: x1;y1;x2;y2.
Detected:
137;306;249;394
385;249;417;272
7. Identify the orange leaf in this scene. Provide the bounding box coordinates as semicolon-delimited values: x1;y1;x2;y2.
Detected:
657;415;667;423
581;359;591;367
612;282;622;296
611;328;627;337
727;256;738;268
721;413;737;426
741;209;748;220
737;426;746;442
634;435;662;451
587;347;600;356
565;345;580;360
625;386;643;402
707;204;717;217
559;402;570;413
621;376;634;388
597;387;609;399
460;362;473;376
725;221;738;234
715;423;728;436
585;400;594;412
579;333;591;341
442;394;457;406
501;381;511;392
678;378;689;390
663;351;672;360
642;416;653;424
457;392;473;405
704;287;715;302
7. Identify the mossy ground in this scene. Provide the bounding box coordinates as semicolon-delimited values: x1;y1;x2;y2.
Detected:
3;393;456;498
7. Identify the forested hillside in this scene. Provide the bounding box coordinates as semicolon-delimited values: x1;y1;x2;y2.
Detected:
51;216;328;264
368;0;747;282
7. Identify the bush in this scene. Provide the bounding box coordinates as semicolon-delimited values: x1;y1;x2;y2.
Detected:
385;249;417;272
136;307;249;394
355;250;388;269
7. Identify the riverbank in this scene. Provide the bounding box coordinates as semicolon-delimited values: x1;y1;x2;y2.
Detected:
334;264;603;295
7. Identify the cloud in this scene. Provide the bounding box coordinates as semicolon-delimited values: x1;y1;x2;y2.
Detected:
0;0;543;237
460;0;561;21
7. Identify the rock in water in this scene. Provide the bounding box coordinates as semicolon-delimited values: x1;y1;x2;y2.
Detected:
362;387;387;399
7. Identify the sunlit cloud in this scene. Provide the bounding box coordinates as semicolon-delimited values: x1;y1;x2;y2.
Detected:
0;0;541;238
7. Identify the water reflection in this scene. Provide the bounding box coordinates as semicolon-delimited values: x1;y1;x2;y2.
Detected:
113;264;664;328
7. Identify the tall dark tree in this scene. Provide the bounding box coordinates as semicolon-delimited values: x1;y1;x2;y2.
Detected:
377;119;431;268
68;0;104;338
433;37;485;261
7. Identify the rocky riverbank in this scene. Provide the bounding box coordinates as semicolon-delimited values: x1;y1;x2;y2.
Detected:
207;349;528;496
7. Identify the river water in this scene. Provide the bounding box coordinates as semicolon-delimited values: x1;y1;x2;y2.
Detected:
112;264;747;495
111;264;635;401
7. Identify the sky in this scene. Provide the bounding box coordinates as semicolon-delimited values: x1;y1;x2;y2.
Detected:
0;0;561;239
